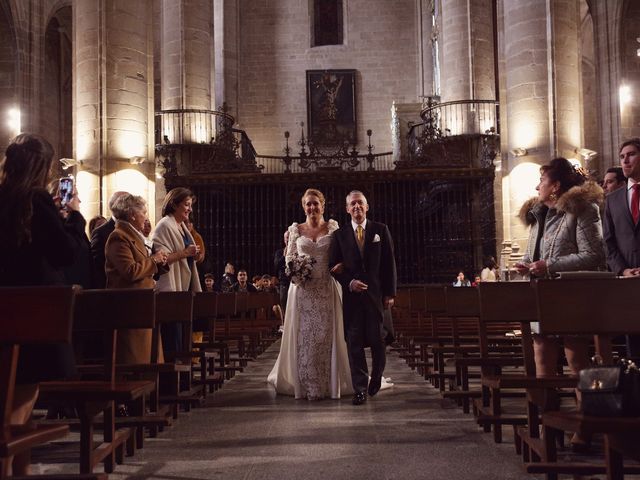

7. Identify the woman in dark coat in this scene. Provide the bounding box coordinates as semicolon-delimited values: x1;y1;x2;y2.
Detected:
0;133;85;475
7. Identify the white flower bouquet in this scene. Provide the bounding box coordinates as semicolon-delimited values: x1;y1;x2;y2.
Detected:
286;253;316;286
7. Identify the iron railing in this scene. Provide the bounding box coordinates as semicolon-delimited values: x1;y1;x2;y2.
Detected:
155;109;235;145
256;151;394;174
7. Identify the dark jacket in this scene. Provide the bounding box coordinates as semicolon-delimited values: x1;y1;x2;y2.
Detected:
0;188;82;383
604;184;640;275
328;219;397;321
90;217;115;288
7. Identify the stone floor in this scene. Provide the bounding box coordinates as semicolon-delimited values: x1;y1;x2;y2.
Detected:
33;343;545;480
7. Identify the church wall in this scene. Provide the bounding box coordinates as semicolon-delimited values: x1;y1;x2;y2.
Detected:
234;0;420;155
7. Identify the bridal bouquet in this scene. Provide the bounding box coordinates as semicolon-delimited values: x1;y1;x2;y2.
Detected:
286;253;316;286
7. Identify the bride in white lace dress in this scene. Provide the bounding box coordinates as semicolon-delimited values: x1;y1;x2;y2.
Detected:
267;189;353;399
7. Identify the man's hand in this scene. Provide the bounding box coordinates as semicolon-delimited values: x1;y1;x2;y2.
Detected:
622;268;640;277
383;296;395;309
349;279;368;292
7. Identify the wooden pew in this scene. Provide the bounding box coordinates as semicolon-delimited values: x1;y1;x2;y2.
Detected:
192;292;227;395
38;289;157;474
524;278;640;479
155;291;204;417
471;282;577;451
0;286;109;480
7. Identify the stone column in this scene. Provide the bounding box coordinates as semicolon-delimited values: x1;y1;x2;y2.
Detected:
439;0;496;102
74;0;155;221
161;0;213;111
501;0;581;252
590;0;624;166
214;0;239;117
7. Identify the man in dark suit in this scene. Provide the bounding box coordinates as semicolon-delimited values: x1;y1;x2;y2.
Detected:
90;191;128;288
329;190;397;405
603;138;640;356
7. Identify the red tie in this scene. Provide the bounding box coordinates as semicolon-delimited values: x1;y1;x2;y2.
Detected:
632;184;640;224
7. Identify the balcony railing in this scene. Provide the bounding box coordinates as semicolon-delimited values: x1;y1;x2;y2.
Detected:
415;99;499;138
405;99;500;167
257;151;394;174
154;109;235;145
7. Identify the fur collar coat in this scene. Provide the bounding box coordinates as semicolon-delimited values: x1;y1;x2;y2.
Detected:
518;181;606;275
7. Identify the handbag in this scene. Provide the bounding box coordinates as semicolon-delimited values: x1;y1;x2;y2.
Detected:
578;361;640;417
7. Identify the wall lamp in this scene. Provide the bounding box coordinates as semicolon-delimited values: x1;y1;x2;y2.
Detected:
59;158;83;170
510;147;528;157
574;147;598;161
129;156;145;165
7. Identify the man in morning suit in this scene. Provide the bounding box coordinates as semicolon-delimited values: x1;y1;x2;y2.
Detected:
603;138;640;357
329;190;397;405
90;190;128;288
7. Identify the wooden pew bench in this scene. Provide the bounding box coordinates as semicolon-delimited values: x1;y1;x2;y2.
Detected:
524;278;640;480
38;289;157;474
1;285;107;480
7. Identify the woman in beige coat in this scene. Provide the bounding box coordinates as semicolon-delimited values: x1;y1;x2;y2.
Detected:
105;194;168;363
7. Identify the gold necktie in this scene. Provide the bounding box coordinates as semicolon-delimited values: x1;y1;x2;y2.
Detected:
356;225;364;248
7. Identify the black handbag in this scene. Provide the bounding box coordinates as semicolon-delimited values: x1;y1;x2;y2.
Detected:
578;361;640;417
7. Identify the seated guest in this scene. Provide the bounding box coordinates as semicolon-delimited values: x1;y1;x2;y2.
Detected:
105;194;168;363
471;274;481;287
602;166;626;195
203;272;216;292
233;268;257;293
88;215;107;235
452;271;470;287
220;261;236;293
252;274;262;290
480;256;499;282
90;190;129;288
515;157;605;449
261;273;276;293
0;133;85;475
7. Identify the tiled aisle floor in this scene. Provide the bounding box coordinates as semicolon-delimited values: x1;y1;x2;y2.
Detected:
34;343;540;480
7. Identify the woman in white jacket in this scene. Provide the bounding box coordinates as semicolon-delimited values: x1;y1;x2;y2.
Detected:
152;187;202;354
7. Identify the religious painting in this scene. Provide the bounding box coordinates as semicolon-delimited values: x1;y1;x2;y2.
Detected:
306;69;357;145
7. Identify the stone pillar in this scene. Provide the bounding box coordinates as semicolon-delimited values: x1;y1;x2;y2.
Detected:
161;0;213;111
74;0;155;221
214;0;239;117
439;0;495;102
590;0;624;166
501;0;581;252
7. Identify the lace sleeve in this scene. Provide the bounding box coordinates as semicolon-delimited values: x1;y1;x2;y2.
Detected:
285;223;299;264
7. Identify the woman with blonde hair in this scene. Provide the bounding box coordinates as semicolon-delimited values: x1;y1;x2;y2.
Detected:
268;188;353;400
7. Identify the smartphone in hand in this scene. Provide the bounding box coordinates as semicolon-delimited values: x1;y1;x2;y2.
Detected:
58;176;74;208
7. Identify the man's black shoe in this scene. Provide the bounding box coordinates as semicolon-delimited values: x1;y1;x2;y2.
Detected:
352;391;367;405
368;376;382;397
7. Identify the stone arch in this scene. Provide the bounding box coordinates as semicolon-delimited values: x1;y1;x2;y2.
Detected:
0;0;18;153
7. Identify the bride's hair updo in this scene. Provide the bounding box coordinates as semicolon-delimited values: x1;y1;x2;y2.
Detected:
301;188;325;207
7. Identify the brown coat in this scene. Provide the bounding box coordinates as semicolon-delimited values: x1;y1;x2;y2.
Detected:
105;221;163;363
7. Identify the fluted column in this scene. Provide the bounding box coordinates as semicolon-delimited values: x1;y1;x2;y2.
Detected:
502;0;581;251
161;0;213;110
439;0;495;102
74;0;155;221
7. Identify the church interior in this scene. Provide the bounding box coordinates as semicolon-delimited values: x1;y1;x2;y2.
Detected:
2;0;640;478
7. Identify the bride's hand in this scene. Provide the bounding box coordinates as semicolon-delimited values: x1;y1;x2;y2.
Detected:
330;262;344;275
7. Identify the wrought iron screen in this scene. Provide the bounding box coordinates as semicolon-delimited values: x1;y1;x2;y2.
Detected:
187;171;496;284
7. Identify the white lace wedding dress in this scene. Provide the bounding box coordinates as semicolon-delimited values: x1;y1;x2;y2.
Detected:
267;220;353;399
